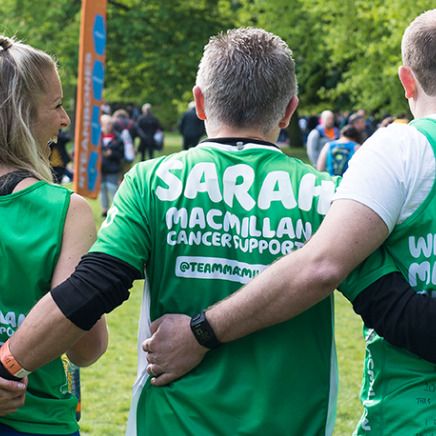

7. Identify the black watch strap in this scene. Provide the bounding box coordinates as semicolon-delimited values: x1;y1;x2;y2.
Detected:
190;311;222;349
0;360;23;382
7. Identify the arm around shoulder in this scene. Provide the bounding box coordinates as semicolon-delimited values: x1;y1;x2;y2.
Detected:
207;198;390;343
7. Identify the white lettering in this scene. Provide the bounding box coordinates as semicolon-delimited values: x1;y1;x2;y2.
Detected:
258;171;297;209
185;163;222;202
409;261;432;286
223;164;255;209
156;160;184;201
409;234;433;259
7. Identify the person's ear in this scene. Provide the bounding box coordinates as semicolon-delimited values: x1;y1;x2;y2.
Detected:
279;97;299;129
193;86;206;120
398;65;416;99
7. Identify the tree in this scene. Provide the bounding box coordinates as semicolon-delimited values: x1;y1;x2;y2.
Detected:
1;0;434;126
236;0;434;119
0;0;237;127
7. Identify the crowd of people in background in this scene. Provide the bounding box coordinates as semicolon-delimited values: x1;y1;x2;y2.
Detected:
301;108;410;175
52;99;409;217
50;100;207;214
2;8;436;436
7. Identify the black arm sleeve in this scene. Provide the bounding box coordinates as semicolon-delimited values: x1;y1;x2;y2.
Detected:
50;252;142;331
352;271;436;363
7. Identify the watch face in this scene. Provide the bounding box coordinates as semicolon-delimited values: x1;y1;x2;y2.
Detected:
194;325;211;342
190;312;221;349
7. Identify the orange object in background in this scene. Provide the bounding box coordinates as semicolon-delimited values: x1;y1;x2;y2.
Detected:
74;0;108;198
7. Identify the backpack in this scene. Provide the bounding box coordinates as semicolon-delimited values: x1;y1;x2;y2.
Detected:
153;129;164;150
115;118;135;162
327;142;354;176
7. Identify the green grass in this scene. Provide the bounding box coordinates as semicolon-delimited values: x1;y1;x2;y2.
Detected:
77;136;365;435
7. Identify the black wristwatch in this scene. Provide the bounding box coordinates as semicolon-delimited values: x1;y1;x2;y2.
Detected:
190;311;222;349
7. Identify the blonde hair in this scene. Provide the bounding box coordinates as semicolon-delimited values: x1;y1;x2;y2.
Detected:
0;35;57;182
402;9;436;96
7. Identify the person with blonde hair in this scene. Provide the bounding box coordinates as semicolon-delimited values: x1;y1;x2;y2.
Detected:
0;36;108;435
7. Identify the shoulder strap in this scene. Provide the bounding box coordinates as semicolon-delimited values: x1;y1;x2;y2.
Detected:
0;171;34;196
409;118;436;150
315;125;325;137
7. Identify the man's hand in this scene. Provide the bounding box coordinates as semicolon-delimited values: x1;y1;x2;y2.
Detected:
143;314;208;387
0;376;27;416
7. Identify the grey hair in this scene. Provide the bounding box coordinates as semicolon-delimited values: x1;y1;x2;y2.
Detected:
142;103;152;114
0;35;57;182
402;9;436;96
196;28;297;135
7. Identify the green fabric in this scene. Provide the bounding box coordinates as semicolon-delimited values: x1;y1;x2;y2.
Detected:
339;246;398;303
0;182;79;435
92;143;342;435
354;118;436;435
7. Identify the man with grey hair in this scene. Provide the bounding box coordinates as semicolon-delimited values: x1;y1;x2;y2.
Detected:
132;102;162;161
306;109;339;165
144;9;436;436
0;27;382;435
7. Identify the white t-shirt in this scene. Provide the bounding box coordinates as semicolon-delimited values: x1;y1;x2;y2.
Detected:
333;116;436;233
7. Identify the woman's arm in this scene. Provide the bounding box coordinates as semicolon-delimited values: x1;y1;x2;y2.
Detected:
52;193;108;367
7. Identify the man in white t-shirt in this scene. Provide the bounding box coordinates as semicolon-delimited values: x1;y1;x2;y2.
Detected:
144;9;436;435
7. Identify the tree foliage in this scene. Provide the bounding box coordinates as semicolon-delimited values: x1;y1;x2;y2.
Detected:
236;0;434;118
0;0;236;127
0;0;434;125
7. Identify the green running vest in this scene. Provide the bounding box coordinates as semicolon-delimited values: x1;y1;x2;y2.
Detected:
355;118;436;435
0;181;79;435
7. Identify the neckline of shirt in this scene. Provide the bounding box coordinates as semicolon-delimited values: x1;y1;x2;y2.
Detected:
200;137;279;150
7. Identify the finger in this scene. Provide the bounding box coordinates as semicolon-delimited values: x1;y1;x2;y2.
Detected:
142;339;152;353
146;353;155;364
147;364;158;378
0;409;19;416
150;372;179;387
0;392;26;415
0;377;27;392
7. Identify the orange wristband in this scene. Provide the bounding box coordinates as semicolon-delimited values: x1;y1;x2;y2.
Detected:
0;340;31;378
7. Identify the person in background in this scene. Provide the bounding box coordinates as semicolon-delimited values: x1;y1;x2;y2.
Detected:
348;112;369;143
306;109;339;165
99;114;125;217
132;103;162;161
178;101;205;150
112;109;136;179
0;35;108;435
49;129;72;184
316;124;361;176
